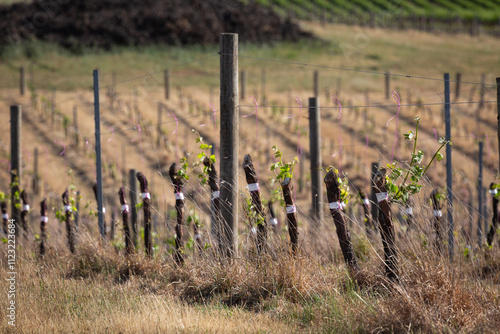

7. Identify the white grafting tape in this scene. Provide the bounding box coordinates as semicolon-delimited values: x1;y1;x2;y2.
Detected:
41;216;48;222
102;207;106;214
2;213;9;219
248;183;260;192
433;210;442;217
286;205;296;214
212;190;220;199
175;193;184;200
23;204;30;211
489;189;497;195
271;218;278;225
141;192;150;199
406;207;413;215
64;205;72;212
376;192;388;202
121;204;129;213
363;198;370;205
195;233;201;240
329;202;342;210
251;227;257;234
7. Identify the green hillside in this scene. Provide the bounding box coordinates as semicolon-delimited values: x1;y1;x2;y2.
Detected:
259;0;500;29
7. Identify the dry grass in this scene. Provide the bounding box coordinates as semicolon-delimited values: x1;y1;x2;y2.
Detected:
1;207;499;334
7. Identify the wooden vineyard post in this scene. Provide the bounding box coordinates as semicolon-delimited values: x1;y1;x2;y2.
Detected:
261;69;266;105
168;164;185;264
243;154;267;254
219;33;239;257
496;77;500;171
240;70;246;100
62;190;75;254
1;201;8;234
119;187;133;255
324;170;359;271
309;97;322;221
136;172;152;257
93;69;106;240
369;162;379;227
129;169;138;249
11;106;22;236
430;189;443;252
73;106;79;148
92;184;107;238
40;199;47;256
268;202;279;233
33;147;39;195
479;74;486;111
372;169;398;280
111;71;117;111
496;77;500;173
483;186;488;235
203;157;221;250
477;142;484;246
455;73;461;101
385;72;390;100
281;177;298;254
299;153;305;194
110;208;116;241
358;191;373;236
20;66;25;96
444;73;454;259
157;103;162;146
20;190;29;239
164;70;170;100
487;183;499;246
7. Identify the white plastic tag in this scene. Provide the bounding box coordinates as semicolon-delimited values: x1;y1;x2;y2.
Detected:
121;204;129;213
433;210;442;217
141;192;150;199
329;202;342;211
247;183;260;192
23;204;30;211
41;216;48;223
376;192;388;203
175;193;184;200
212;191;220;199
286;205;296;214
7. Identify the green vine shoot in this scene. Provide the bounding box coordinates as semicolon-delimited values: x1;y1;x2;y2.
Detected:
386;116;450;204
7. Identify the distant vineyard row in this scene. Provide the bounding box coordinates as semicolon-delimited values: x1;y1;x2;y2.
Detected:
254;0;500;26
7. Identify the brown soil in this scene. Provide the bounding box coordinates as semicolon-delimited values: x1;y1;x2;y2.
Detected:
0;0;311;50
